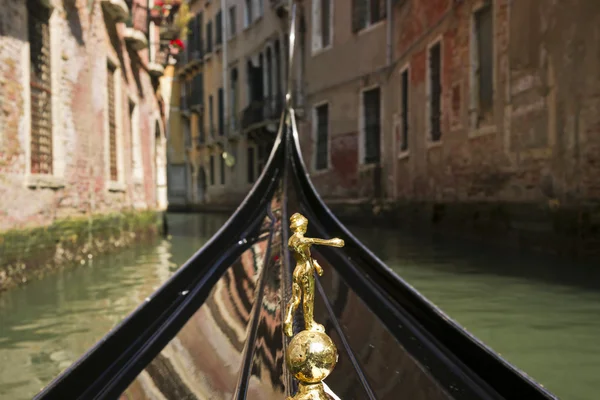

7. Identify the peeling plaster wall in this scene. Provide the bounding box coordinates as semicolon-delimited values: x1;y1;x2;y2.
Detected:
0;0;165;232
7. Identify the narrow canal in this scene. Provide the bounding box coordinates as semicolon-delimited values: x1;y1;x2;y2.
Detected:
0;213;598;400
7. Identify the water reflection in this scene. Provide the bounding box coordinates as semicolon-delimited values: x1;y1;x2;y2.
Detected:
347;225;600;400
0;213;228;400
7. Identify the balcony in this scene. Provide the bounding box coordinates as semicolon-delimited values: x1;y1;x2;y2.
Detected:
124;2;148;51
101;0;129;22
241;96;284;132
147;62;165;77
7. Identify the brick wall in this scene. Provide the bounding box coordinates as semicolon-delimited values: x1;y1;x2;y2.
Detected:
0;0;165;232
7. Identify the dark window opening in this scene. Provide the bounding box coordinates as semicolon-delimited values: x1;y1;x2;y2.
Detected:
209;155;215;185
229;6;237;37
218;88;224;136
206;21;213;53
429;42;442;142
475;4;494;121
321;0;331;48
400;69;409;152
220;153;225;184
215;11;223;46
315;104;329;170
363;87;381;164
352;0;386;33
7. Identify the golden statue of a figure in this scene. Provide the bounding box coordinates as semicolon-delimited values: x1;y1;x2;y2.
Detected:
284;213;344;400
284;213;344;337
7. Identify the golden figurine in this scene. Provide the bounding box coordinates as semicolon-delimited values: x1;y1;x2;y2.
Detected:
284;213;344;400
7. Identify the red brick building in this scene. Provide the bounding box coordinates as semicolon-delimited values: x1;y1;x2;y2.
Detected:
300;0;600;255
0;0;170;289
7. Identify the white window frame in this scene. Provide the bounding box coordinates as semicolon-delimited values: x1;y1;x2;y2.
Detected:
398;63;410;159
311;0;334;55
358;84;383;165
469;0;497;135
426;36;443;147
105;57;126;191
129;95;144;183
24;3;64;188
312;100;331;172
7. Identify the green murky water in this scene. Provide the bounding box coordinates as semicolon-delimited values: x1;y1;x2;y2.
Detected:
0;213;598;399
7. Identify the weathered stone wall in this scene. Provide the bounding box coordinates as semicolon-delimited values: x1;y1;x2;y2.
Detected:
0;0;166;285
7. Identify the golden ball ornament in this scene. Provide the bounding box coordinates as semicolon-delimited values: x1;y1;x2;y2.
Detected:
286;330;338;384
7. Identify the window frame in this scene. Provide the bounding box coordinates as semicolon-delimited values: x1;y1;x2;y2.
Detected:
25;1;64;188
311;0;334;56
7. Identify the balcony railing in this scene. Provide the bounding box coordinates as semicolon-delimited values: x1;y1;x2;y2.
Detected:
241;95;284;131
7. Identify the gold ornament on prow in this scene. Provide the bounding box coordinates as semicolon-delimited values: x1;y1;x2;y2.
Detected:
284;213;345;400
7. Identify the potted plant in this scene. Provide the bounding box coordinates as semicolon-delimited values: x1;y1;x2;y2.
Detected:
169;38;185;55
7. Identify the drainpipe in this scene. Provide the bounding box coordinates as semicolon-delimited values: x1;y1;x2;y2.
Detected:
386;0;396;200
386;0;392;67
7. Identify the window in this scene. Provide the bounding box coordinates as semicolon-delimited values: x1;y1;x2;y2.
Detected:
220;153;225;184
244;0;252;28
472;3;494;127
311;0;332;53
28;1;53;175
107;65;118;181
218;88;224;136
196;13;204;54
352;0;386;33
215;10;223;46
362;87;381;164
247;147;255;183
206;20;213;53
314;103;329;170
129;100;143;180
230;68;238;130
400;68;409;152
209;155;215;185
229;6;237;37
428;41;442;142
209;94;214;135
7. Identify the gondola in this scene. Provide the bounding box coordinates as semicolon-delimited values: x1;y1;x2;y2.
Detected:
34;5;557;400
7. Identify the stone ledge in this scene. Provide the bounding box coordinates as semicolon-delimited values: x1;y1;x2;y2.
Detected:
107;181;126;192
25;174;66;190
0;210;163;292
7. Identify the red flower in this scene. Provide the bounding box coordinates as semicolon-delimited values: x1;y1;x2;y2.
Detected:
170;39;184;49
154;0;164;5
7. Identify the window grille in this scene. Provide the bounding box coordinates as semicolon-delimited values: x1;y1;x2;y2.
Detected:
108;65;118;181
28;1;53;175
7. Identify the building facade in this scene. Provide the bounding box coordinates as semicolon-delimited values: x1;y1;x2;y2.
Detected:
0;0;171;290
166;0;289;210
300;0;600;255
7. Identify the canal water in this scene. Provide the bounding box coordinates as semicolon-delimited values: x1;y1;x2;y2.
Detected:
0;213;598;399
